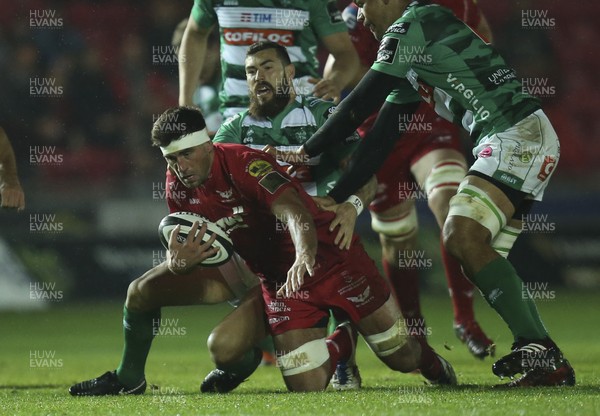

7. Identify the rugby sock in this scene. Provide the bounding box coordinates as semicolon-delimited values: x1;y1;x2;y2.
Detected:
440;238;475;323
470;257;548;340
327;310;338;336
416;338;442;381
326;326;353;373
116;306;160;387
218;347;262;379
383;259;424;326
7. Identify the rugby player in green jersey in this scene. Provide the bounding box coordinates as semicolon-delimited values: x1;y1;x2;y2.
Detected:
288;0;574;387
178;0;359;123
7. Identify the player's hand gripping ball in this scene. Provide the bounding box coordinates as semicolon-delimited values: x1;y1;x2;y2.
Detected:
158;212;234;266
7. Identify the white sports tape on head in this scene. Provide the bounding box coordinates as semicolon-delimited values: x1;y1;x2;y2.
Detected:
424;161;467;196
447;183;507;239
491;225;521;258
277;338;330;377
371;205;418;241
160;128;211;156
364;318;409;357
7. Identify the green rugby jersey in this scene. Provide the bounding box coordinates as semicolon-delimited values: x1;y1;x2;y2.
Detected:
371;1;540;142
192;0;347;118
213;95;356;196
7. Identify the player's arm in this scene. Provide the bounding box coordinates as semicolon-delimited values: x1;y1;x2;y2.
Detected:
271;188;317;297
313;31;360;103
476;13;493;43
178;3;216;106
326;99;420;203
0;127;25;210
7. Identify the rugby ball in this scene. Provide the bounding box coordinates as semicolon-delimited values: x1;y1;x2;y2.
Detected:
158;212;234;267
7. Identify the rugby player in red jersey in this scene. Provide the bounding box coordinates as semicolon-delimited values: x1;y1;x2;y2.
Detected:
69;106;457;395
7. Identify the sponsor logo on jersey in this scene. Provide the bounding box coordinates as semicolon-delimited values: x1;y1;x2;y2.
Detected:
487;68;516;86
259;171;290;194
537;155;556;181
216;187;234;202
376;37;398;65
246;159;274;178
346;286;374;306
216;7;308;30
223;28;294;46
386;22;410;35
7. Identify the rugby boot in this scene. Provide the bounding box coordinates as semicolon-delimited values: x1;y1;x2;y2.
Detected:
493;338;562;378
201;348;262;393
331;321;362;390
497;357;575;387
69;370;146;396
454;320;496;359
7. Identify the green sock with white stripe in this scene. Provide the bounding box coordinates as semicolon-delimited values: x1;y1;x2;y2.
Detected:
471;257;548;341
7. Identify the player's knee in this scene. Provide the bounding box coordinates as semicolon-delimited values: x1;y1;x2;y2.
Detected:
424;160;466;226
372;206;418;262
444;183;506;259
277;338;330;391
125;271;161;311
364;319;415;372
427;187;457;226
206;328;241;366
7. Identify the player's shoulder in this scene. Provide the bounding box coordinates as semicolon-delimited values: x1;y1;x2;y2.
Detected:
301;96;337;123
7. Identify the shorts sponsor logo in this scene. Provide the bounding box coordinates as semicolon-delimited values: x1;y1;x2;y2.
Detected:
346;285;372;306
478;146;493;158
223;28;294;46
267;300;291;313
269;316;290;324
376;37;398;65
537;155;556;181
338;275;367;296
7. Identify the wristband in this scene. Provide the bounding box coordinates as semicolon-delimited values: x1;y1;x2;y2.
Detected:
345;194;364;216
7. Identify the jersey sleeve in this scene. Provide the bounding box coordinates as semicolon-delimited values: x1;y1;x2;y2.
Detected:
213;114;243;144
233;151;296;209
191;0;217;29
370;24;415;78
309;0;348;39
385;80;421;105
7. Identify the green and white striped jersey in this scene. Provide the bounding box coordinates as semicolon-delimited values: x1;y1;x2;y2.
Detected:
371;1;540;143
213;95;356;196
192;0;347;118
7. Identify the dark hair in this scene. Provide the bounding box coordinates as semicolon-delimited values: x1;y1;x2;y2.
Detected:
246;41;292;66
151;106;207;147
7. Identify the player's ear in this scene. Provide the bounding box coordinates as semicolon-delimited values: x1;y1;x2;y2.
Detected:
285;63;295;81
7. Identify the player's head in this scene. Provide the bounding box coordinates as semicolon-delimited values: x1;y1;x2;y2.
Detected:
152;106;214;188
355;0;408;40
245;41;295;118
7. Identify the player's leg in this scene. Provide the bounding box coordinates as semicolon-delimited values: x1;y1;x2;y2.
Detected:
355;294;456;385
443;111;573;386
201;285;267;393
411;147;494;358
69;262;235;396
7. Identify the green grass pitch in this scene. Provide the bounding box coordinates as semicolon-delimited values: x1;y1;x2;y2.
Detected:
1;292;599;415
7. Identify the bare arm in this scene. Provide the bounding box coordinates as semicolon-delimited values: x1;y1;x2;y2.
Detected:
0;127;25;210
476;13;493;44
178;15;215;106
271;188;317;297
311;31;360;103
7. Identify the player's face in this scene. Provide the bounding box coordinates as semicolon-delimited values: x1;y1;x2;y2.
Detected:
356;0;388;40
164;142;214;188
245;48;294;117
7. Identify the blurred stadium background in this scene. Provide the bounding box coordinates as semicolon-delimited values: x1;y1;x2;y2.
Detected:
0;0;599;312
